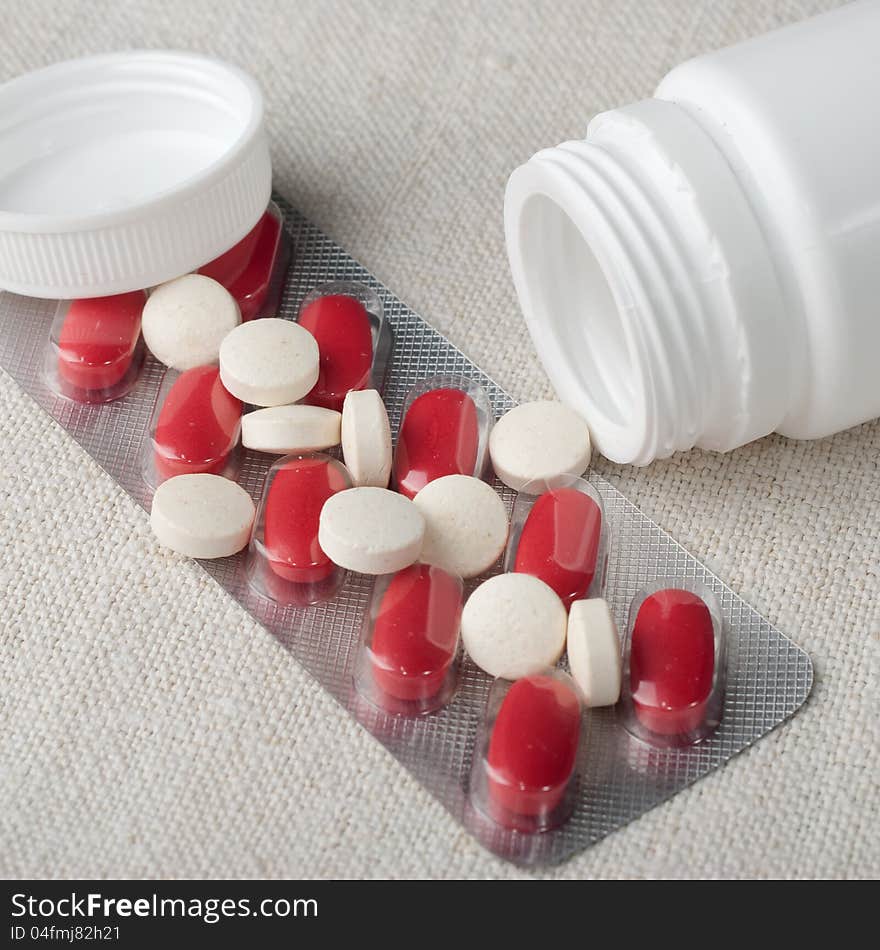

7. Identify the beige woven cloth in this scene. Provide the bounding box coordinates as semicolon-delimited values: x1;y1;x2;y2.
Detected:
1;0;877;879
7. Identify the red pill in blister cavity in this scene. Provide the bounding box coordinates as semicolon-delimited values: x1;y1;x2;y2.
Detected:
263;457;349;583
298;294;374;411
198;221;261;288
153;366;242;481
630;589;716;736
199;210;282;321
370;564;462;703
394;389;479;499
56;291;145;390
513;488;602;608
486;675;582;824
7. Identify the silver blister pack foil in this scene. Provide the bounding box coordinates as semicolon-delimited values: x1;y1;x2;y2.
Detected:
0;197;813;866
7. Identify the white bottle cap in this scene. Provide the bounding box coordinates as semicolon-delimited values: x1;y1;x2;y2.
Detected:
0;51;272;299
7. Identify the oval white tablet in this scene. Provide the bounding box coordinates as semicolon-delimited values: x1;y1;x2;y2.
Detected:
219;318;319;407
461;573;566;679
142;273;241;371
340;389;392;488
489;400;591;491
413;474;508;579
566;598;622;707
318;487;424;575
241;404;341;454
150;473;255;559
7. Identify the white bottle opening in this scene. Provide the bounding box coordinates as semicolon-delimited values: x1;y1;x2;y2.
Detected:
506;99;793;465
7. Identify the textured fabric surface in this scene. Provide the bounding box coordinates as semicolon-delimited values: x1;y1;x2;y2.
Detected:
1;0;877;880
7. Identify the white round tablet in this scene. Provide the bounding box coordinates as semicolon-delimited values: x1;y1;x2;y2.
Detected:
461;573;566;679
241;404;341;454
150;474;255;559
219;318;319;407
413;475;508;579
340;389;392;488
318;487;424;575
142;274;241;371
566;598;622;707
489;401;591;491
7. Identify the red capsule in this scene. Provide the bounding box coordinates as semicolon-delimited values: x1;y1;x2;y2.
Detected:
199;210;283;321
298;294;374;411
263;457;349;584
630;589;716;736
370;564;463;703
153;366;242;481
513;488;602;608
487;675;582;823
394;388;479;499
56;291;145;391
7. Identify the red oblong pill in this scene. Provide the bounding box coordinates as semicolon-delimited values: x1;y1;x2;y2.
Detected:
394;388;479;499
153;366;242;481
198;220;262;289
298;294;374;411
263;457;349;584
199;210;282;321
370;564;463;703
487;675;581;822
630;589;716;736
56;291;145;390
513;487;602;608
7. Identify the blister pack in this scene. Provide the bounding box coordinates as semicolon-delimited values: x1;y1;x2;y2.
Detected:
0;197;813;866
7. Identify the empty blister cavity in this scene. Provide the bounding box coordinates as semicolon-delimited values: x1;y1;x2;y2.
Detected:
297;281;391;410
504;474;609;609
142;365;243;489
43;291;146;403
354;563;463;716
393;375;493;499
199;201;290;321
247;453;352;606
619;581;726;747
469;670;587;834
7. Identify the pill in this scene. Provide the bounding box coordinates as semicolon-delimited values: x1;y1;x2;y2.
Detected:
150;473;255;559
394;388;480;499
318;487;425;575
242;404;341;454
369;564;463;703
298;293;374;411
413;475;508;579
461;572;566;679
263;456;350;583
198;215;263;288
340;389;392;488
489;401;591;491
56;291;145;391
219;317;319;407
487;675;581;821
153;366;242;481
566;598;621;707
200;209;282;321
513;487;602;608
629;589;716;735
142;274;241;371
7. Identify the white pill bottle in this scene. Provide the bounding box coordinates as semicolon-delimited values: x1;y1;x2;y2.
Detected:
505;0;880;465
